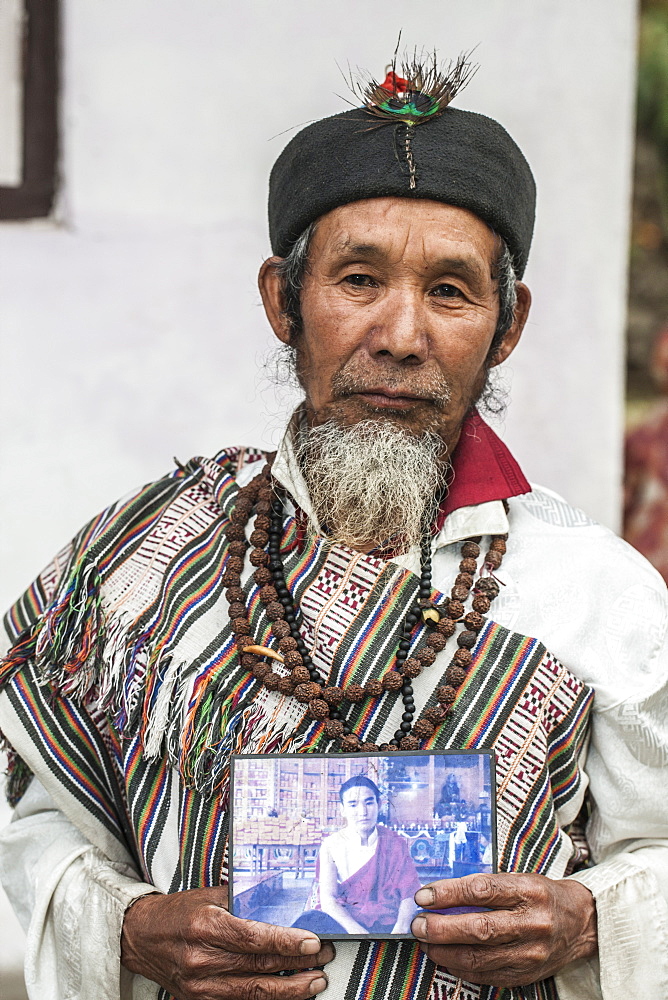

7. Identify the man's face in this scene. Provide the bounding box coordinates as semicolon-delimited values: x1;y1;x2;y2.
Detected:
261;197;530;455
341;786;379;838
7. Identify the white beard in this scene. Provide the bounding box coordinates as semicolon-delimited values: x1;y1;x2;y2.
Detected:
296;419;447;551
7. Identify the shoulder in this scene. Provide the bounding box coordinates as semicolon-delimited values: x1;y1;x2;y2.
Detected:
319;829;345;854
509;482;666;591
511;483;615;539
2;445;267;649
75;445;266;566
377;823;398;838
69;444;270;604
376;827;416;871
377;825;408;849
502;484;668;707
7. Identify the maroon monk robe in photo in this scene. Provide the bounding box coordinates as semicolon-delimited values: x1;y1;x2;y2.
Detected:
319;825;422;933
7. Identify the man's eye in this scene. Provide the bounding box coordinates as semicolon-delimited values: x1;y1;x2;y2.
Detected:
431;283;462;298
344;274;377;287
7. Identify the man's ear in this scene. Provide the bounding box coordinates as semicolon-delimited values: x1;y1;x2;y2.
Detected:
489;281;531;367
258;257;293;345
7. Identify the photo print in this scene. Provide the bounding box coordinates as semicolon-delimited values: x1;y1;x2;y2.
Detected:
229;750;496;939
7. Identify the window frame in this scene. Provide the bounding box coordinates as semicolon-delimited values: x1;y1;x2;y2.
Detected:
0;0;59;220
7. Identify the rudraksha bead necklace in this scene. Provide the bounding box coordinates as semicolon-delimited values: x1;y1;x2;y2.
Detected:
224;462;506;752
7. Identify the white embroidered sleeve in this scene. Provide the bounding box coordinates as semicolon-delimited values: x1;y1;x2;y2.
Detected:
0;777;160;1000
555;849;668;999
555;626;668;1000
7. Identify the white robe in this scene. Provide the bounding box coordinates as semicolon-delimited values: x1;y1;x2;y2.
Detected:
1;434;667;999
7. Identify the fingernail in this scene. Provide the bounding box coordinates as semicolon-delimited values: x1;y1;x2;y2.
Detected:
310;976;328;995
412;916;428;940
300;936;322;956
415;886;434;906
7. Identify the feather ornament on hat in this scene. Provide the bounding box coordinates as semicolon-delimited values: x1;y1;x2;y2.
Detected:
268;46;536;277
356;51;477;126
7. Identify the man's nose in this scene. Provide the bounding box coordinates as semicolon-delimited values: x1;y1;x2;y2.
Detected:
366;291;429;365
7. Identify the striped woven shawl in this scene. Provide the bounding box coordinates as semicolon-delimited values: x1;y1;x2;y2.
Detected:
0;448;593;1000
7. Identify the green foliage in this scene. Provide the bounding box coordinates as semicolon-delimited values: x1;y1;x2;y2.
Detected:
637;6;668;162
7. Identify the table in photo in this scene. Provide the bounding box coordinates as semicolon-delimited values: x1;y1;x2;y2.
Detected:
245;842;319;878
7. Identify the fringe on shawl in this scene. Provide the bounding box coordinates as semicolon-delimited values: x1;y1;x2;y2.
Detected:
0;626;39;690
0;555;202;792
179;667;266;806
1;551;343;809
0;559;106;702
2;747;33;808
174;662;313;807
0;448;287;805
0;552;260;809
0;560;106;805
113;609;286;804
0;590;278;807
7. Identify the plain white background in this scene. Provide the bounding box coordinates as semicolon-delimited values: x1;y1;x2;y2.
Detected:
0;0;637;980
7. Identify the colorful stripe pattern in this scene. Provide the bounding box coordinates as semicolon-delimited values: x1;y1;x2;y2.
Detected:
5;663;141;862
0;447;593;1000
346;940;429;1000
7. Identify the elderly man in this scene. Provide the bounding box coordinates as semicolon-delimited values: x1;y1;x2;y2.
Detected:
1;55;667;1000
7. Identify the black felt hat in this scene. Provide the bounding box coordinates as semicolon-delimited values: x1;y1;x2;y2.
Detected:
268;105;536;278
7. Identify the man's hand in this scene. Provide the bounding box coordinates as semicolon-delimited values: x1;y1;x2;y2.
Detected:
121;887;333;1000
410;873;597;986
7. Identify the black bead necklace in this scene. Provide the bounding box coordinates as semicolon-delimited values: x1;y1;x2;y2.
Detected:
230;463;507;753
267;492;321;685
268;490;435;747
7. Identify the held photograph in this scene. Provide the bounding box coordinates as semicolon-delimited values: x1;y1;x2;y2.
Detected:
230;751;496;939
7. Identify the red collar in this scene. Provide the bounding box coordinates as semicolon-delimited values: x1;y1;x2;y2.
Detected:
435;410;531;530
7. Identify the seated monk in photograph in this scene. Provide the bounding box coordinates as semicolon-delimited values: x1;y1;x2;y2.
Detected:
294;775;421;935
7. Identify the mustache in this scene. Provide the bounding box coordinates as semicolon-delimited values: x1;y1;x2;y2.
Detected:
331;362;451;408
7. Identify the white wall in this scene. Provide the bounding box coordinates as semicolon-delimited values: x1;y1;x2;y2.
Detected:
0;0;637;979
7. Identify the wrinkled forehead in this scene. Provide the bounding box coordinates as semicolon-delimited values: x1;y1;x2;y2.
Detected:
309;197;499;279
